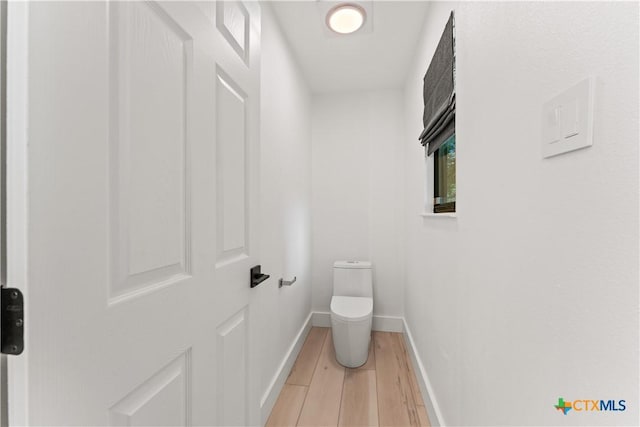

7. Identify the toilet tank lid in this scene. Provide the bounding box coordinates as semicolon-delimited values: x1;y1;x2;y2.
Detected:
334;261;372;269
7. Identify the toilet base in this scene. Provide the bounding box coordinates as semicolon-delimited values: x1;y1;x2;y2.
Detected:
330;315;372;368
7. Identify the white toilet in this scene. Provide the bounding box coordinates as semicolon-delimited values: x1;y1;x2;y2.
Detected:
330;261;373;368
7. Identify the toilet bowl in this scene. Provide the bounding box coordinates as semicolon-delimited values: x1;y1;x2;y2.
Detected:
330;261;373;368
330;295;373;367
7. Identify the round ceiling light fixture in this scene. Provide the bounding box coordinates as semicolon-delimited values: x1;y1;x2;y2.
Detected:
326;4;366;35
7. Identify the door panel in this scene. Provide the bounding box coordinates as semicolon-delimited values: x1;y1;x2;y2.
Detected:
216;309;247;426
215;68;249;265
109;350;192;427
7;1;261;425
216;1;250;64
110;1;193;300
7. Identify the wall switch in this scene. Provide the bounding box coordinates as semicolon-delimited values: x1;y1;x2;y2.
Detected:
541;76;595;158
546;106;562;144
563;98;580;138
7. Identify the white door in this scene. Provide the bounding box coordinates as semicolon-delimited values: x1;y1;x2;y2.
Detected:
6;1;261;425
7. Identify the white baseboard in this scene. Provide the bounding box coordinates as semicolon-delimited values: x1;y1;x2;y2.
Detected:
311;311;331;327
311;311;404;333
373;315;404;333
260;312;312;424
402;319;446;427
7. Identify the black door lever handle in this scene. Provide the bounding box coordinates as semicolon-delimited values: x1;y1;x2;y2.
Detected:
250;265;270;288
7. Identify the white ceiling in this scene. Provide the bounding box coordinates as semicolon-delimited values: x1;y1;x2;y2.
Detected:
270;1;430;94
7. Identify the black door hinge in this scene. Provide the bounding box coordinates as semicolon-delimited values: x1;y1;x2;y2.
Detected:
1;288;24;355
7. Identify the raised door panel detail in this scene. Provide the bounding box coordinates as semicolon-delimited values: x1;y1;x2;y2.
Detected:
216;0;250;64
109;2;193;302
216;308;248;426
215;68;249;266
110;350;192;426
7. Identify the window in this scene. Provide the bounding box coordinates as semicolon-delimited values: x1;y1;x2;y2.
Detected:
417;11;456;215
433;134;456;213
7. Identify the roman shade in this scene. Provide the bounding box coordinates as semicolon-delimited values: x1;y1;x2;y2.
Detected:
418;12;455;156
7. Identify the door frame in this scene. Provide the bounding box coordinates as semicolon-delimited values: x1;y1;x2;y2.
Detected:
4;1;29;425
0;0;7;422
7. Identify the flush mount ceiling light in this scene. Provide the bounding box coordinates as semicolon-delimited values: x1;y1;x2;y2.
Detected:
326;4;366;35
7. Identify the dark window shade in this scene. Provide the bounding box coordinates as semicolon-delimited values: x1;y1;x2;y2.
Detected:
418;12;455;156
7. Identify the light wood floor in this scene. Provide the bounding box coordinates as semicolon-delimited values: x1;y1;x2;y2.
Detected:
266;328;431;427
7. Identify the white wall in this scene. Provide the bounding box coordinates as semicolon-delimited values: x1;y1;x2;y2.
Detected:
256;3;312;416
403;2;639;426
311;90;404;318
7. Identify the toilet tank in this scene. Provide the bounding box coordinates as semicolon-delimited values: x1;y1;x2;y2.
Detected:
333;261;373;297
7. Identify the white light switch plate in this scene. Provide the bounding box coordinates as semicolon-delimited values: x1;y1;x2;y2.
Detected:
541;76;595;158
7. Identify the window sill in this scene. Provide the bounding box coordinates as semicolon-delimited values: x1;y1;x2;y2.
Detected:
420;212;457;219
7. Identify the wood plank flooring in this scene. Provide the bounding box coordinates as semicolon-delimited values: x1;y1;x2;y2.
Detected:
266;328;431;427
287;327;328;386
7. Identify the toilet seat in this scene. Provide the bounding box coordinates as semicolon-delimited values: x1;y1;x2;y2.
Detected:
330;296;373;322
